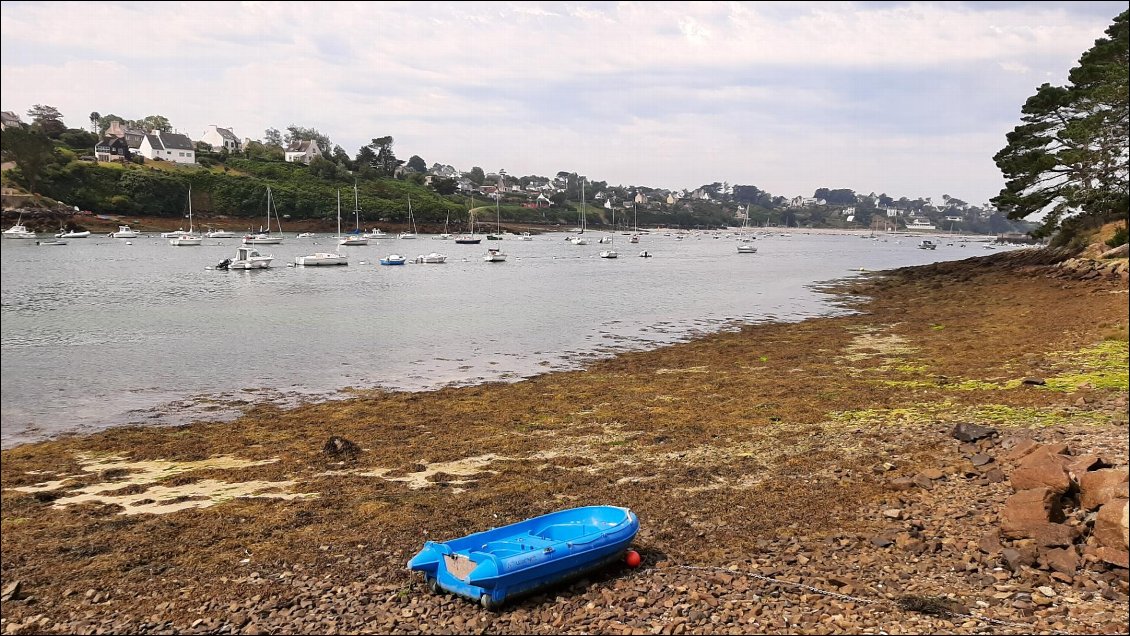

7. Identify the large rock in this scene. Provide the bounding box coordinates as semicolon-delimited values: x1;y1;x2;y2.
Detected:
1040;547;1080;575
1092;498;1129;550
1078;468;1129;511
1095;547;1129;569
1001;487;1065;539
1010;448;1072;494
1028;522;1081;548
951;422;997;442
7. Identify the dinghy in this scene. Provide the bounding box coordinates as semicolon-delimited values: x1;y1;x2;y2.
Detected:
408;505;638;609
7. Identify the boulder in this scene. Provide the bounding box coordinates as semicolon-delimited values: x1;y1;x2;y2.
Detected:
1066;455;1111;480
1028;522;1082;548
951;422;997;442
1039;547;1079;575
1003;437;1040;461
1078;468;1129;511
1001;488;1065;539
1095;546;1129;569
1010;448;1072;494
1092;498;1129;550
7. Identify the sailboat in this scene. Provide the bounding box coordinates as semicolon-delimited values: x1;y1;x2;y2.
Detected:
297;190;349;266
169;185;203;246
486;195;505;240
243;186;285;244
629;202;640;243
599;203;618;258
570;179;589;245
339;183;369;245
737;207;757;254
437;211;452;240
398;195;418;240
454;196;481;244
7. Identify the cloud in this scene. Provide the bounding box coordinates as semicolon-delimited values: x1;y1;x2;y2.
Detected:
1;0;1123;205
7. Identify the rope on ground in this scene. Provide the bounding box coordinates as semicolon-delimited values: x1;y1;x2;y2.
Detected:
666;564;1081;636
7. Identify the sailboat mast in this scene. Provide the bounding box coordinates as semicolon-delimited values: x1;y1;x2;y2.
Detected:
337;188;342;236
354;182;360;231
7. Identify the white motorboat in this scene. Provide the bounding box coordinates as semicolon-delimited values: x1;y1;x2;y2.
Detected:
737;243;758;254
521;232;533;241
36;239;67;246
296;232;316;239
918;239;937;250
295;252;348;266
484;247;507;262
205;228;237;238
413;252;448;264
638;250;652;258
55;229;90;239
160;229;188;239
365;228;393;239
109;225;139;238
3;219;37;239
217;246;273;270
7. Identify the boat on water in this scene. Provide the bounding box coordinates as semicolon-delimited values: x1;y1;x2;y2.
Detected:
484;247;507;262
414;252;448;264
296;232;316;239
243;186;285;245
599;205;619;258
638;250;652;258
109;225;139;239
338;184;370;246
36;239;67;246
570;179;590;245
216;246;273;270
454;196;481;244
297;190;349;266
380;254;407;266
736;211;757;254
55;228;90;239
918;239;937;250
408;505;639;610
169;186;202;246
365;228;393;239
397;195;419;240
521;231;533;241
3;215;37;239
205;228;238;239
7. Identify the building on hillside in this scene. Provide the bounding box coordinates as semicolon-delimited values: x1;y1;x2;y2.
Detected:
137;130;196;164
94;135;131;162
105;120;148;155
284;140;322;164
200;125;242;153
1;111;22;130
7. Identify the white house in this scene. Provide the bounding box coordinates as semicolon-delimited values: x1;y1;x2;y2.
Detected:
137;130;196;164
284;140;322;164
200;125;241;153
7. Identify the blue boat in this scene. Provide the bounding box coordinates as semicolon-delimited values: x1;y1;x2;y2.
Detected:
407;505;639;609
379;254;406;266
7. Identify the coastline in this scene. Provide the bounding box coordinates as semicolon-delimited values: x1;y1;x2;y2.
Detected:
1;248;1127;634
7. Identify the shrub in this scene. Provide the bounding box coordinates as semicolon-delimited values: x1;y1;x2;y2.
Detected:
1106;224;1128;248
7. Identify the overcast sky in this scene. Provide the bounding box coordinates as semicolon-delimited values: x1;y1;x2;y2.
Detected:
1;1;1124;206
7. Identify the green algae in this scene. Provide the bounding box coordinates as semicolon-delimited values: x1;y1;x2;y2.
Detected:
1041;341;1129;392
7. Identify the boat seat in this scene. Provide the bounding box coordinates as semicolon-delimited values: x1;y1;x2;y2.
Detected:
530;522;592;542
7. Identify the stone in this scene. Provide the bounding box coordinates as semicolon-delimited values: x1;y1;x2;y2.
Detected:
1079;469;1129;511
1022;377;1047;386
1040;547;1080;576
1028;522;1081;548
1001;488;1065;539
1004;438;1040;461
1095;547;1129;569
1011;449;1072;494
952;423;997;442
1092;499;1129;550
1002;547;1035;572
1;581;21;602
978;529;1001;555
1067;455;1111;480
969;454;994;467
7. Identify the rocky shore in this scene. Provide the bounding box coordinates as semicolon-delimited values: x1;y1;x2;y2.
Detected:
1;246;1127;635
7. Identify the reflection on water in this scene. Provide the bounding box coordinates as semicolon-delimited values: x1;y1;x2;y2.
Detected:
2;230;1003;447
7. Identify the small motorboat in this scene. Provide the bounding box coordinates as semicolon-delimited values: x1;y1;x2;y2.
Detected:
296;232;316;239
408;505;639;609
414;253;448;264
55;229;90;239
36;239;67;246
217;246;273;270
205;229;237;238
737;243;757;254
484;248;507;262
380;254;407;266
918;239;937;250
109;225;139;238
295;252;348;266
638;250;652;258
521;232;533;241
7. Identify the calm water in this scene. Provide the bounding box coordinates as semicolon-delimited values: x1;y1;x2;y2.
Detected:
1;230;1002;448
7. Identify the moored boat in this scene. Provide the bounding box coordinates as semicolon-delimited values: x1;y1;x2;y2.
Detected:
379;254;407;266
216;246;273;270
408;505;639;609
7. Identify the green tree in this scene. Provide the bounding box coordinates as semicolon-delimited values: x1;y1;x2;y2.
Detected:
285;125;332;153
1;126;57;193
89;111;101;134
406;154;426;172
264;128;283;147
26;104;66;137
138;115;172;133
992;10;1129;239
367;136;401;177
469;166;485;186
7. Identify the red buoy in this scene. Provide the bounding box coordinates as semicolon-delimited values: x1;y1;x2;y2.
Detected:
625;550;641;568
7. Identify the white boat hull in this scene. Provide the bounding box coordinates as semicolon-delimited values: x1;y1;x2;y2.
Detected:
169;236;203;246
243;236;283;244
56;231;90;239
296;253;348;266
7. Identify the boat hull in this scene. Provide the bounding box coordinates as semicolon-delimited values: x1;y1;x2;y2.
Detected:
408;505;638;609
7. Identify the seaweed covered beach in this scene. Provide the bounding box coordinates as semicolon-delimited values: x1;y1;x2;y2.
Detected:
1;247;1127;635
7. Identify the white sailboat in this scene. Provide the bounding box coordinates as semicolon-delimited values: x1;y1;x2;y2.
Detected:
737;207;757;254
243;186;285;244
169;186;202;246
297;190;349;266
570;179;589;245
599;203;618;258
3;214;37;239
398;195;418;240
436;211;452;240
339;184;369;246
487;195;503;240
455;196;481;244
